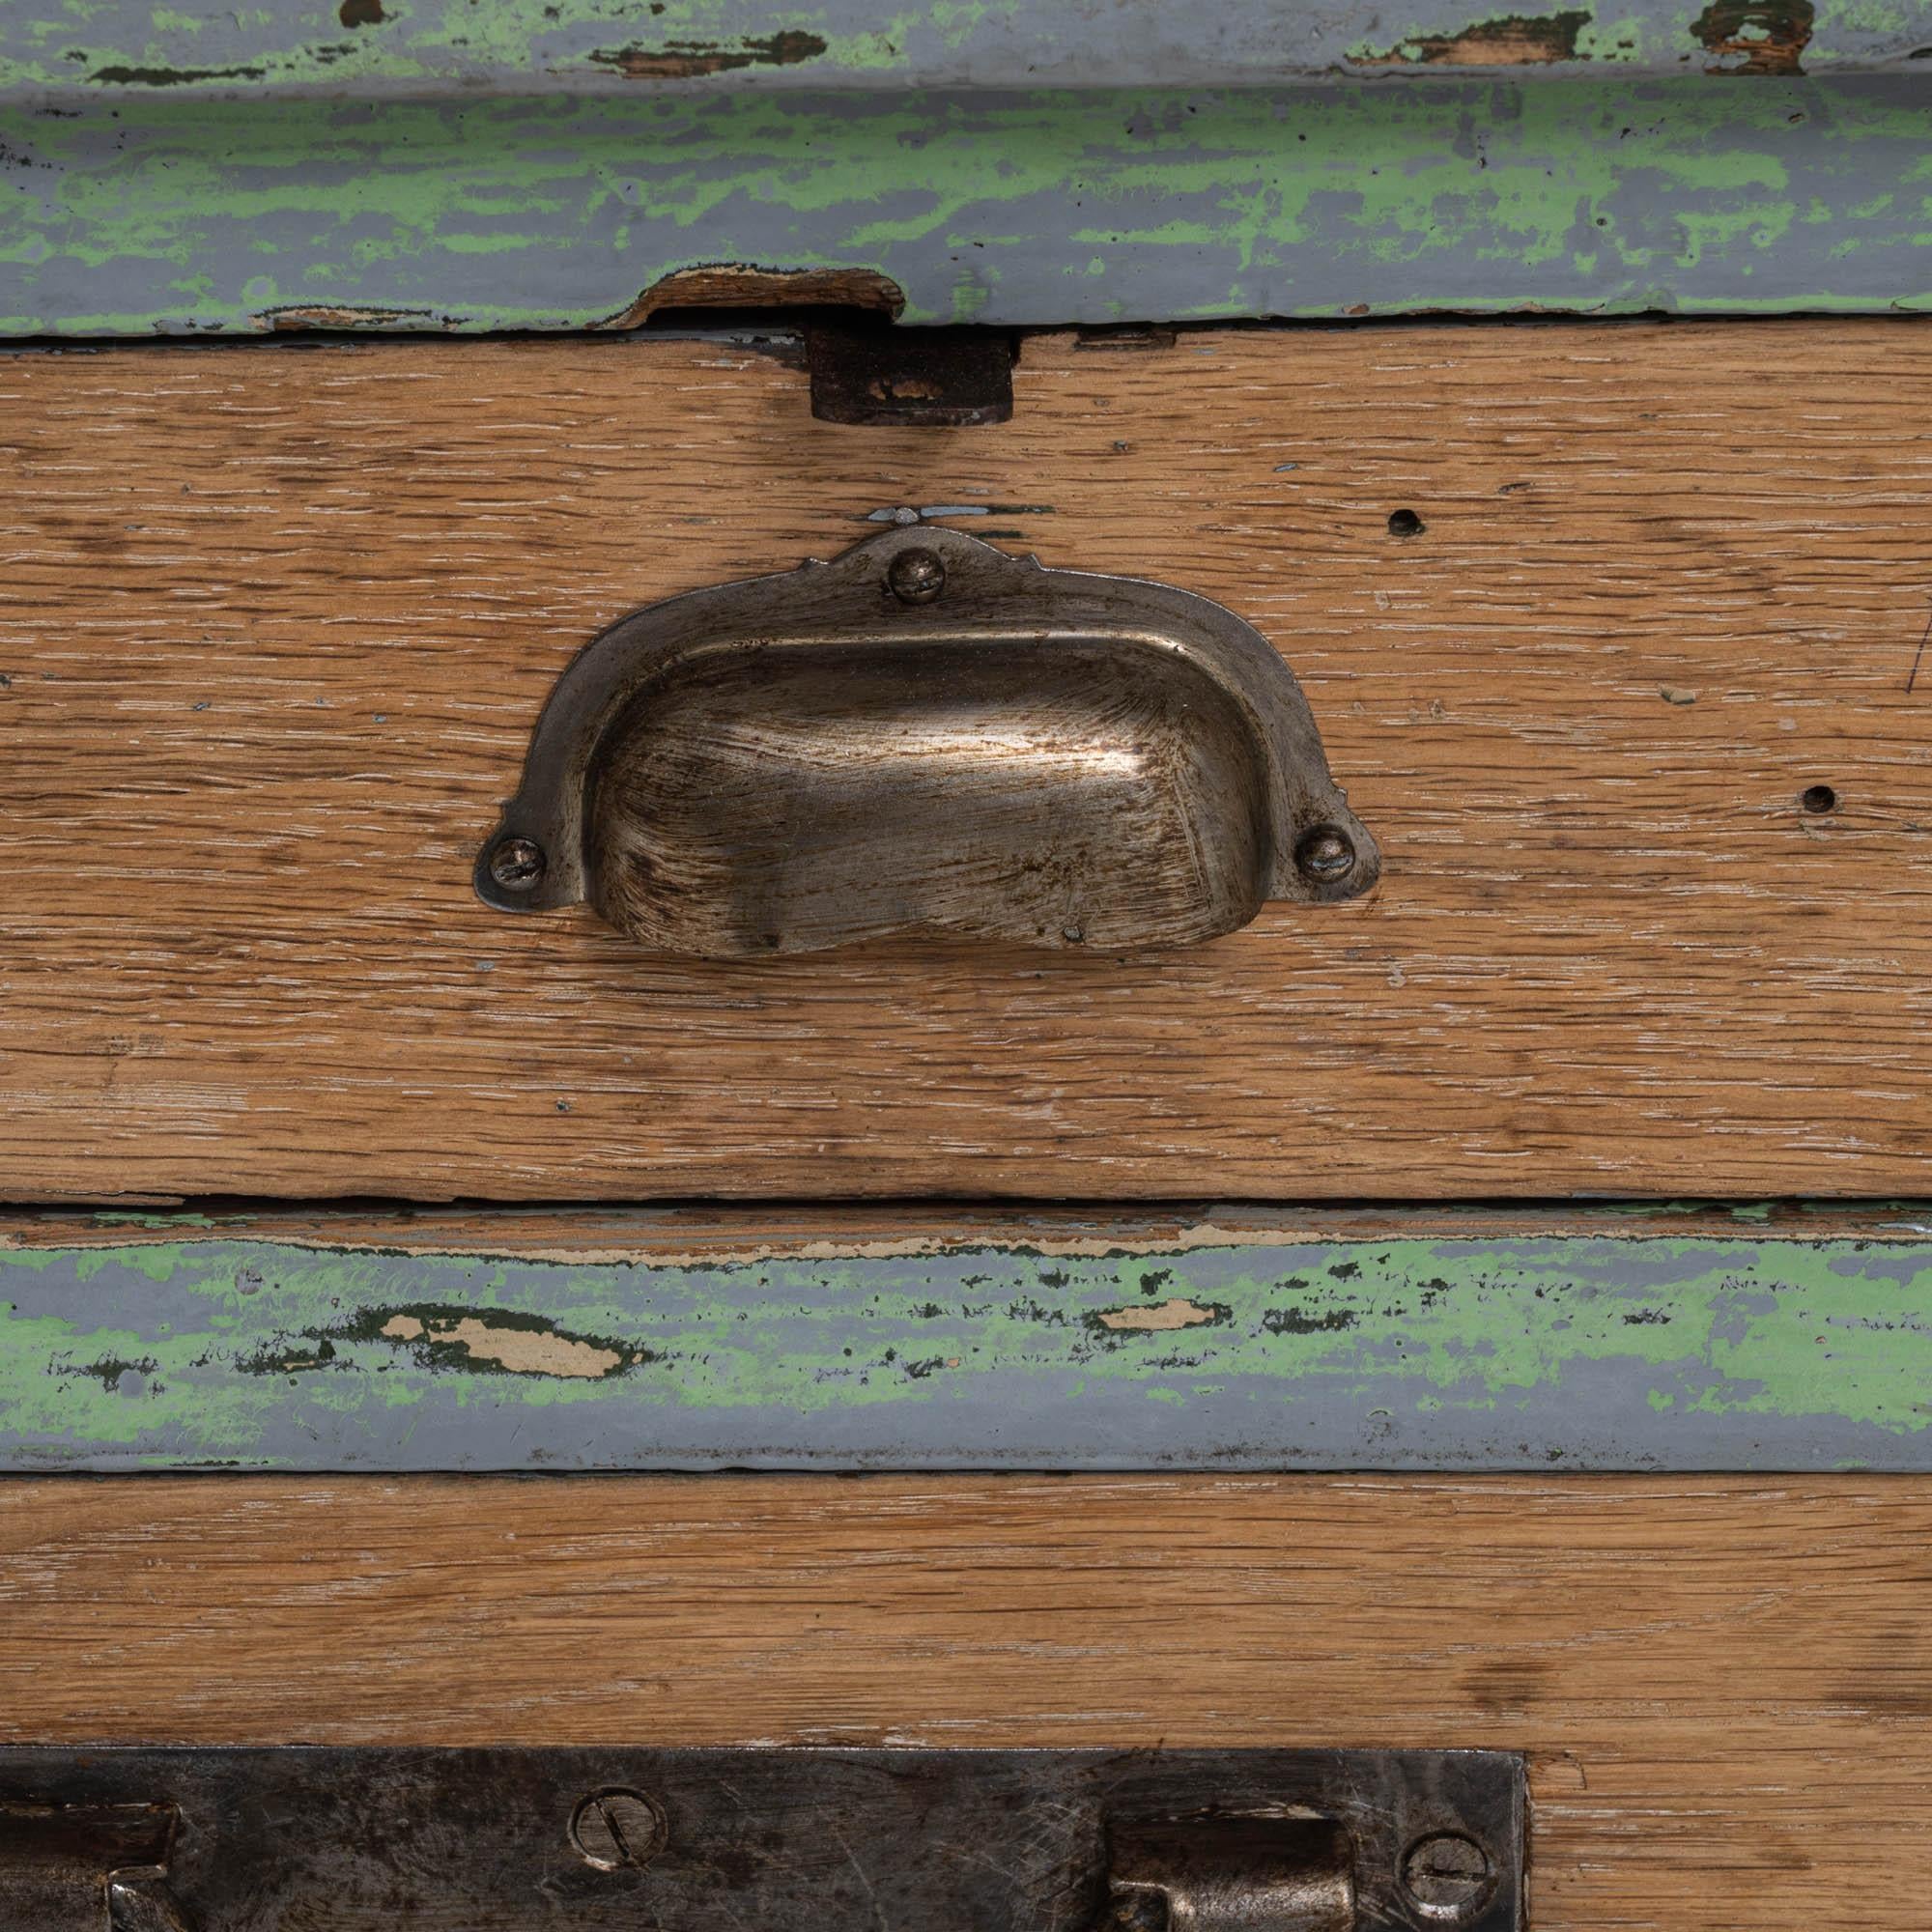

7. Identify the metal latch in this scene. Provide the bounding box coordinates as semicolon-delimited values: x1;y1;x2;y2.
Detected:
0;1802;193;1932
1106;1815;1353;1930
0;1747;1522;1930
803;315;1015;425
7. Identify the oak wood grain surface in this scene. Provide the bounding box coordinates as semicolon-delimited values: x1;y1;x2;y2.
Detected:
3;320;1929;1201
0;1474;1923;1930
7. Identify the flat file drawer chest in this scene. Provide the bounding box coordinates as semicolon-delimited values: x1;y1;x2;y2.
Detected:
4;9;1932;1930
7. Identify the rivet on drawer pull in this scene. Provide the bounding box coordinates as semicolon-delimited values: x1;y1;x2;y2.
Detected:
477;526;1379;957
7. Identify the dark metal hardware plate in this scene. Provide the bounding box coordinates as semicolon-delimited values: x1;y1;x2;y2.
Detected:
804;317;1016;426
0;1747;1522;1932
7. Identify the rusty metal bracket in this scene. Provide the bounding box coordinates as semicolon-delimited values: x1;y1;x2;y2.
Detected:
0;1747;1523;1931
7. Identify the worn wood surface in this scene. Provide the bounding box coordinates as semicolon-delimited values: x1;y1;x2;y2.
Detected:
0;1473;1924;1930
7;1203;1932;1472
4;320;1931;1202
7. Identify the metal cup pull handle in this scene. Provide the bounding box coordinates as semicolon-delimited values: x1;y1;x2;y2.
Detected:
476;526;1379;958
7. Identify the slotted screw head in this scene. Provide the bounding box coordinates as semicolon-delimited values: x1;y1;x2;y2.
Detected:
1402;1833;1493;1921
1294;823;1356;884
886;546;947;605
489;836;547;892
570;1788;668;1872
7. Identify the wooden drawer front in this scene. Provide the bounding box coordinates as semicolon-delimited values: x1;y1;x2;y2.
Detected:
2;1474;1925;1932
3;320;1928;1202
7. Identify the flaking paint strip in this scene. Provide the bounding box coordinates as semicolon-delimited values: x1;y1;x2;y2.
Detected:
6;1228;1932;1469
6;79;1932;335
2;0;1924;95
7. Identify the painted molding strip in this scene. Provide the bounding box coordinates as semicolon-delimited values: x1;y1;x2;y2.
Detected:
4;1205;1930;1471
3;0;1923;97
4;78;1932;335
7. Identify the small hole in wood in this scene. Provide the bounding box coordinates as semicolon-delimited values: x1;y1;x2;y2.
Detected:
1387;509;1425;538
1801;784;1838;815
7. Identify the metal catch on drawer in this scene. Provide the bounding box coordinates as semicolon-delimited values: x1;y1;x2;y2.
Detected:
0;1747;1522;1931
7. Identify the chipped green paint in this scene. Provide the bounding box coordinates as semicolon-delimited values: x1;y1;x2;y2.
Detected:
4;77;1931;335
1349;10;1597;67
4;1215;1932;1468
241;1302;649;1379
3;0;1929;96
0;1;1034;96
584;27;831;81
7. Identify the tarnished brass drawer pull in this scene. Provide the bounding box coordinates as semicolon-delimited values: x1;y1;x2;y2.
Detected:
476;526;1378;957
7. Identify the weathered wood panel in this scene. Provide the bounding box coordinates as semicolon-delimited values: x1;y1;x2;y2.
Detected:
5;1205;1931;1471
0;1473;1926;1931
4;79;1932;334
5;322;1931;1202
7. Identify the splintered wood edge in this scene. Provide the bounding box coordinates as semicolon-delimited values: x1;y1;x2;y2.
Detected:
3;1201;1923;1261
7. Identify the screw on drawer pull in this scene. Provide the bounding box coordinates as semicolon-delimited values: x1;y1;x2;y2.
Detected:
475;526;1379;958
0;1747;1524;1930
